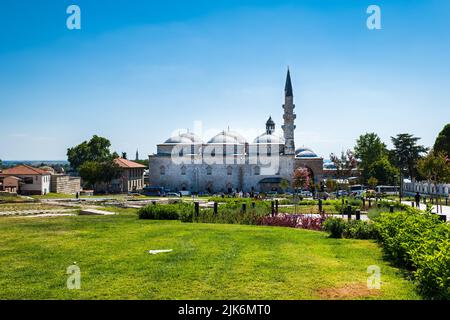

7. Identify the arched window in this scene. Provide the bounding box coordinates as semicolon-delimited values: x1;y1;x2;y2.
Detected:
254;166;260;175
206;166;212;175
160;166;165;176
181;165;186;175
227;166;232;176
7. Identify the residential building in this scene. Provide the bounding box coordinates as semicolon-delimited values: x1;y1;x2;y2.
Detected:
0;165;51;195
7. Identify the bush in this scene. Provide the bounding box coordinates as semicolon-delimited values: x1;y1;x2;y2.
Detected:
193;201;270;225
257;214;327;231
342;220;377;239
323;217;377;239
138;203;193;220
323;217;346;238
375;211;450;299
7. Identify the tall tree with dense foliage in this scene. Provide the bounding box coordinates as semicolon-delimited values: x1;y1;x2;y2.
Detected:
391;133;427;179
354;133;387;181
417;151;450;184
368;157;399;185
67;135;118;171
433;124;450;156
78;160;122;190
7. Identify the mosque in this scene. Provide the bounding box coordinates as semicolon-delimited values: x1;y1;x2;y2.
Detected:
148;69;324;193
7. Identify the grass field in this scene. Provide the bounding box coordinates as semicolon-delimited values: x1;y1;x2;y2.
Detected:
0;210;420;300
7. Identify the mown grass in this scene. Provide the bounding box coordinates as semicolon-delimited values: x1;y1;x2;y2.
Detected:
0;211;420;300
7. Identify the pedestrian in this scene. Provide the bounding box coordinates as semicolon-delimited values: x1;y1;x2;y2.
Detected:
415;192;420;208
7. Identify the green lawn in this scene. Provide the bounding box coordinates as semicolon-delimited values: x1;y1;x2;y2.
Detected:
0;211;420;300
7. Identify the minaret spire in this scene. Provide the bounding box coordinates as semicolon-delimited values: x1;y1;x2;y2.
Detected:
281;68;296;155
285;67;293;97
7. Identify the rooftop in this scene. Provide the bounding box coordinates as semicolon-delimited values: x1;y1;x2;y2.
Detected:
114;158;146;169
0;164;50;176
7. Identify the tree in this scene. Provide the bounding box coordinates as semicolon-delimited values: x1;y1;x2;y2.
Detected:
367;177;378;189
368;157;399;185
325;179;337;191
354;133;387;182
433;124;450;156
78;160;122;190
279;179;290;192
67;135;118;171
391;133;427;179
292;167;310;190
0;158;2;169
417;151;450;184
329;150;358;179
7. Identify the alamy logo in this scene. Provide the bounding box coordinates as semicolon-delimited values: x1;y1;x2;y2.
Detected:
66;264;81;289
66;5;81;30
367;265;381;289
366;5;382;30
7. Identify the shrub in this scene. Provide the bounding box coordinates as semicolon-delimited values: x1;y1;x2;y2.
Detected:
193;201;270;225
257;214;327;231
138;202;193;220
323;217;377;239
342;220;377;239
323;217;346;238
375;211;450;299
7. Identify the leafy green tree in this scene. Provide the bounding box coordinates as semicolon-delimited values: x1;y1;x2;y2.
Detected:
433;124;450;156
279;179;290;192
78;160;122;190
417;151;450;184
368;157;399;185
391;133;427;179
0;158;2;169
67;135;118;170
367;177;378;188
354;133;387;182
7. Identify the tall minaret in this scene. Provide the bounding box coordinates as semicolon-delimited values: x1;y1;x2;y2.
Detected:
282;68;296;155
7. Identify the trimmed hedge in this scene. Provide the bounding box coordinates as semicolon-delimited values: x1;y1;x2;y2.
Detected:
375;211;450;299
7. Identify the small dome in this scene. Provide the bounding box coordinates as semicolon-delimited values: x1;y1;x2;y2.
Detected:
295;147;318;158
164;132;203;144
208;130;246;144
253;133;285;144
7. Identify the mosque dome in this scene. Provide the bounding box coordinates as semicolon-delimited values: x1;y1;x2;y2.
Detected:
253;133;285;144
208;130;246;144
295;147;319;158
164;132;203;144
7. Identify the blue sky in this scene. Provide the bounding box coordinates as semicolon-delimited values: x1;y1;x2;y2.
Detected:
0;0;449;160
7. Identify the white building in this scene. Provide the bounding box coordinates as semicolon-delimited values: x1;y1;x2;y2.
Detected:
0;165;51;195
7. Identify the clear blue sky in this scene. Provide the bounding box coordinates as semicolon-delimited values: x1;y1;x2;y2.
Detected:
1;0;449;160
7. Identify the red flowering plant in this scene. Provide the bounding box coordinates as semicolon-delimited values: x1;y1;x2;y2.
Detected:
257;213;329;231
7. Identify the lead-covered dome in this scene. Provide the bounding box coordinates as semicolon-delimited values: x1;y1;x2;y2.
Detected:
253;133;285;144
164;132;203;144
295;147;318;158
208;130;246;144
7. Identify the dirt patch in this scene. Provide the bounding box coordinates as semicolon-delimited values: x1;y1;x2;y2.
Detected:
318;283;381;299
